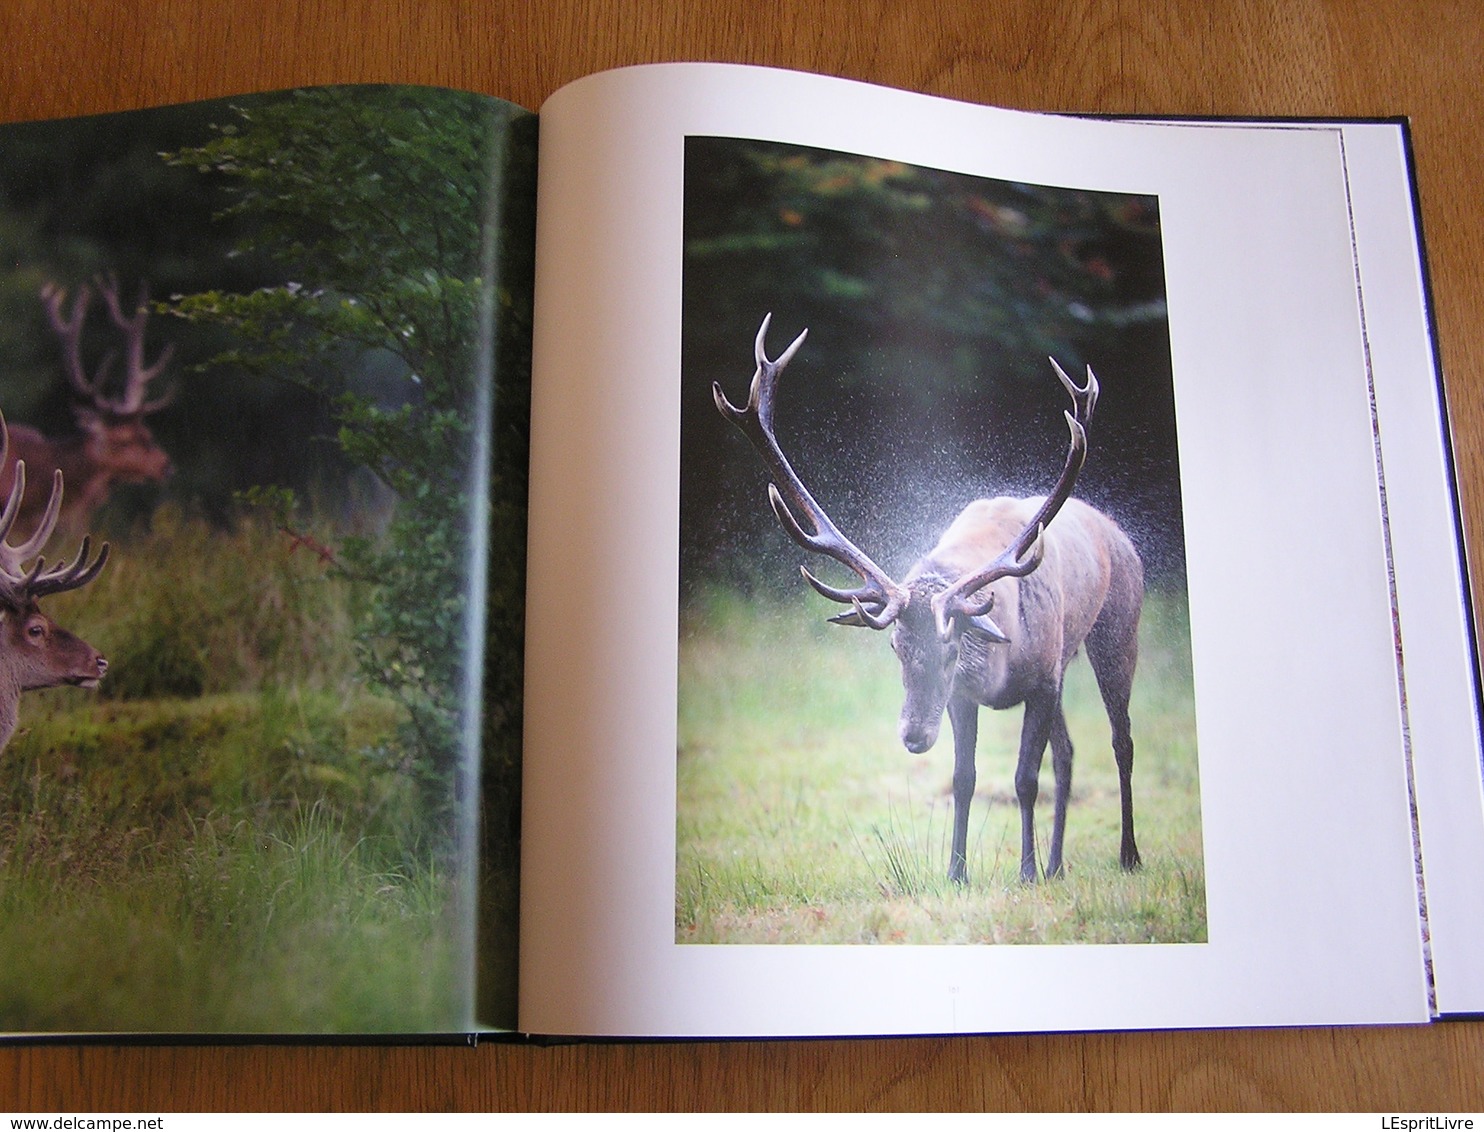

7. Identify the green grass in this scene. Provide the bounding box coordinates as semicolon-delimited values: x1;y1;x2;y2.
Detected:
0;509;469;1033
676;586;1206;945
0;796;460;1032
60;503;360;699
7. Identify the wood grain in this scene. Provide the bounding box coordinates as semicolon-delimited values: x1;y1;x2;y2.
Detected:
1;0;1482;1111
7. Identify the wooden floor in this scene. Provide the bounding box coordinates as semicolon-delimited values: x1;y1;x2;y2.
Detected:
2;0;1483;1111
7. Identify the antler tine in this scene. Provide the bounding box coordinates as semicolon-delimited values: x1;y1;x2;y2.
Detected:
931;359;1099;638
40;281;105;400
137;385;178;415
0;416;22;549
1049;356;1098;422
27;537;110;599
0;462;65;580
5;469;64;565
95;272;126;323
715;315;908;629
0;413;104;604
0;412;44;561
95;273;174;414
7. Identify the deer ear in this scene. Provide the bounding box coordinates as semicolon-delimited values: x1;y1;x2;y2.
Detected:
965;613;1011;644
827;609;872;628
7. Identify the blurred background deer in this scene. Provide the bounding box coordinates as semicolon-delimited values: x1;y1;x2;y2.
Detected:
2;275;175;542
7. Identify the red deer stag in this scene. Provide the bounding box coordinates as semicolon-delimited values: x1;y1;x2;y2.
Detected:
0;415;109;753
7;275;175;541
714;315;1144;885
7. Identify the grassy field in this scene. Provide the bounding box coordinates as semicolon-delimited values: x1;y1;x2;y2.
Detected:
0;508;466;1033
676;586;1206;945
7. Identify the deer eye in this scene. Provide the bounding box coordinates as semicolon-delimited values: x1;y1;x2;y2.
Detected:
26;623;45;641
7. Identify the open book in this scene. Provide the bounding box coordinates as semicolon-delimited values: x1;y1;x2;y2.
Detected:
0;63;1475;1039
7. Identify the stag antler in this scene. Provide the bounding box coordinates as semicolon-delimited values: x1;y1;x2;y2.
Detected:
929;358;1098;641
40;273;175;418
0;414;109;608
713;314;909;629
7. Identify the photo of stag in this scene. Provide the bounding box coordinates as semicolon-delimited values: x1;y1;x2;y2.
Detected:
677;137;1205;945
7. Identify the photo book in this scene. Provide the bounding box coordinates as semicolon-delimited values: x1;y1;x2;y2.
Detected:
0;62;1476;1039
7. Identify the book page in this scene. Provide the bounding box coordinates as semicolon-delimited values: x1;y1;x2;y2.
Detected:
1340;124;1484;1017
520;64;1445;1036
1130;116;1484;1017
0;86;536;1034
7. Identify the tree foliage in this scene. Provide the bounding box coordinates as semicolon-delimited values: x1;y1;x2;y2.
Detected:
683;138;1168;396
163;87;536;824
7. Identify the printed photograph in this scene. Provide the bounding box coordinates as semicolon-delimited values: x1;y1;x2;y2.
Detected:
0;86;534;1031
677;136;1205;945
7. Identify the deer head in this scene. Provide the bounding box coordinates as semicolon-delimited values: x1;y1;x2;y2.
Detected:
0;413;109;750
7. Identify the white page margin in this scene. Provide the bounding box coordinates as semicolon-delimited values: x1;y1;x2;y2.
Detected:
1342;122;1484;1016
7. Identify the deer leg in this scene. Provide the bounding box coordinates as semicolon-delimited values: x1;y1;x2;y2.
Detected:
1045;703;1074;879
946;695;979;884
1089;630;1141;872
1110;699;1140;871
1015;693;1057;884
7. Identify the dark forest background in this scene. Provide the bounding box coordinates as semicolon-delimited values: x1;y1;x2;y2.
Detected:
680;136;1187;596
